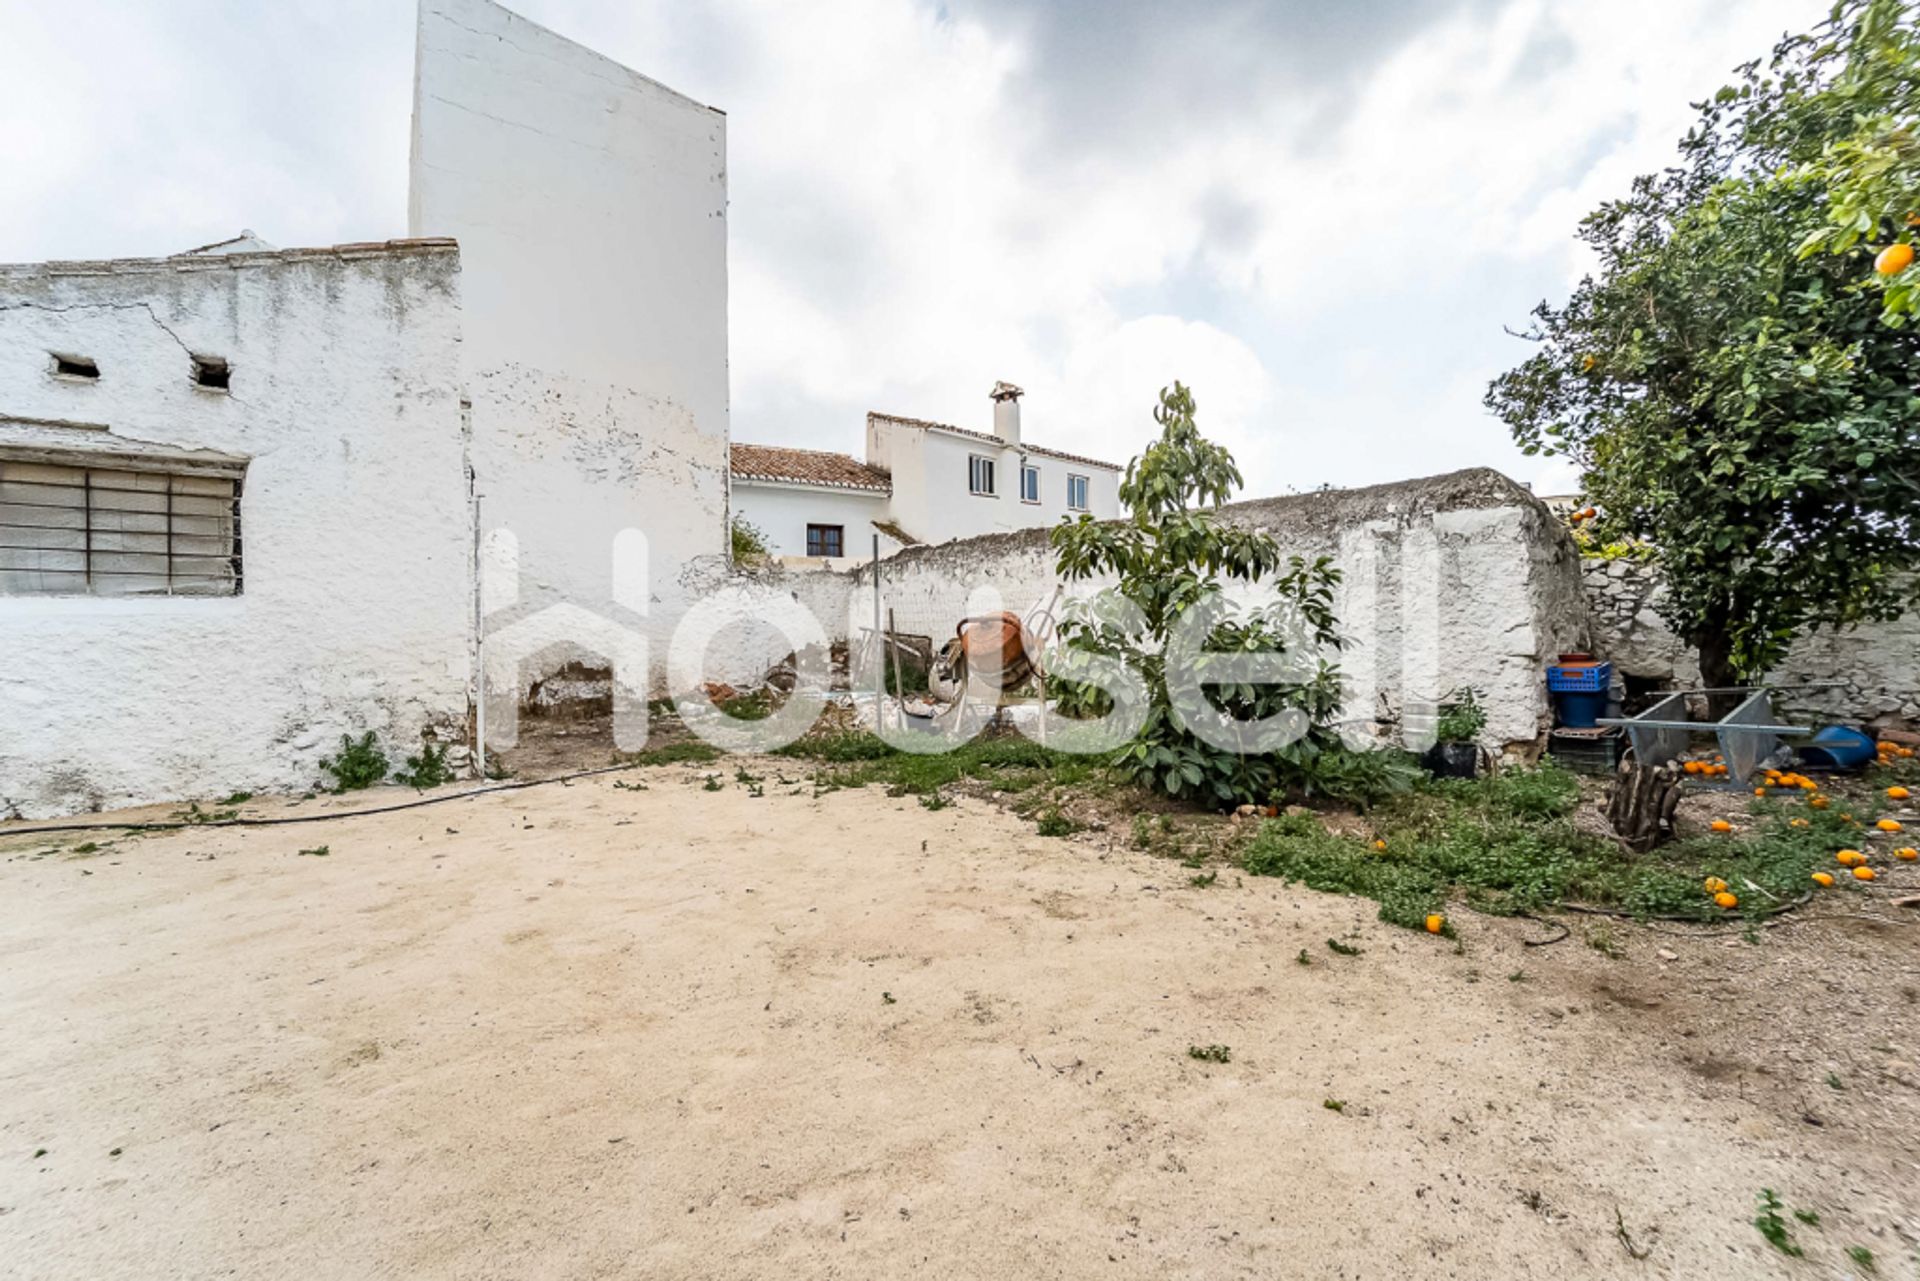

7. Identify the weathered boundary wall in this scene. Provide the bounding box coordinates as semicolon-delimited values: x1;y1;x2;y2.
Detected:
1583;558;1920;722
825;468;1589;750
0;244;472;818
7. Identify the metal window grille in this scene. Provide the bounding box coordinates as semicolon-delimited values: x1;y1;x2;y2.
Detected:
0;457;243;597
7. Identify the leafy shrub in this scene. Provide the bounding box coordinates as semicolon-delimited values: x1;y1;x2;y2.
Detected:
730;515;771;565
1051;384;1349;808
393;741;454;790
319;732;388;793
1293;745;1423;808
1434;688;1488;745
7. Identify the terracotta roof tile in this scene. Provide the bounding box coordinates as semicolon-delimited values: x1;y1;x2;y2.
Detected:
865;412;1122;472
730;443;891;492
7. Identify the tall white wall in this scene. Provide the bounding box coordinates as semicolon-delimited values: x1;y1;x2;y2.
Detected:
0;245;472;817
410;0;729;695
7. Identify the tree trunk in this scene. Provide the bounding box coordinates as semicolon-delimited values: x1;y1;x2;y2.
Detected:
1692;626;1742;721
1607;758;1685;852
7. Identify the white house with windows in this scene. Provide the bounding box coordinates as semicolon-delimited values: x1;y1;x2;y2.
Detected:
730;382;1122;566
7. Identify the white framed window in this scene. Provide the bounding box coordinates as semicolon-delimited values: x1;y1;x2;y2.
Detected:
0;453;243;597
1067;473;1089;511
968;454;996;496
1020;464;1040;504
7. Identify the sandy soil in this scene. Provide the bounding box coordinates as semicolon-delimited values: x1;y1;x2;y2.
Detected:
2;763;1917;1280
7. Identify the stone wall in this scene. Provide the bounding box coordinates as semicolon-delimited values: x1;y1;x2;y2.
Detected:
1581;557;1920;723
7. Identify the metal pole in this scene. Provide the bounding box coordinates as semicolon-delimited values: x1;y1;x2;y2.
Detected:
473;494;486;780
872;533;883;734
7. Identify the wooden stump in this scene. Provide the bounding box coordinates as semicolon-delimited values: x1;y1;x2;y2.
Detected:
1607;758;1685;852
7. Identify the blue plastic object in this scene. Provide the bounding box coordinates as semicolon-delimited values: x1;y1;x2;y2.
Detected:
1795;725;1877;772
1547;661;1612;693
1555;689;1610;729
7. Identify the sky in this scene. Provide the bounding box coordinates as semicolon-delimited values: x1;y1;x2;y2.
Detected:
0;0;1819;498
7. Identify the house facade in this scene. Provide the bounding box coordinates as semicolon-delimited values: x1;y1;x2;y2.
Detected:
731;382;1123;566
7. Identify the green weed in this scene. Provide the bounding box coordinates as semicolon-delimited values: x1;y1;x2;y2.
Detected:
1186;1044;1231;1063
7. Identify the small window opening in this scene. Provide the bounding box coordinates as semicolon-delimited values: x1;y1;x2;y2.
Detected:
52;354;99;380
192;355;231;390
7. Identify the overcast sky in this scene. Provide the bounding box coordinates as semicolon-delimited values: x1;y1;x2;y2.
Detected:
1;0;1817;497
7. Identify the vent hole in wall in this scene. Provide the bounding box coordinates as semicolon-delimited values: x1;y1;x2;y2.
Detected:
192;355;230;390
53;354;99;379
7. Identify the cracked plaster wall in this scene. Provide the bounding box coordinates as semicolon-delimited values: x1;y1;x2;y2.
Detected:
0;246;471;817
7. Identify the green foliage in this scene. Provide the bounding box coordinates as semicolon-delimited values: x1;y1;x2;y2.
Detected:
730;515;772;565
1795;0;1920;323
1434;689;1488;745
297;845;330;858
1753;1189;1804;1257
393;742;454;790
774;733;1096;800
1186;1044;1232;1063
1035;809;1082;837
1050;384;1348;808
611;741;724;767
319;732;388;793
1324;937;1363;957
1243;764;1848;931
1321;1098;1347;1113
1296;745;1424;808
1487;4;1920;686
1848;1245;1877;1272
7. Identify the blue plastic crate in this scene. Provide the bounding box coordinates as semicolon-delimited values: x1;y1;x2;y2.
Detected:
1547;661;1612;693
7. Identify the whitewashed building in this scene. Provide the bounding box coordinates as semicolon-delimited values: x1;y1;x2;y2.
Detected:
0;0;729;817
731;382;1123;566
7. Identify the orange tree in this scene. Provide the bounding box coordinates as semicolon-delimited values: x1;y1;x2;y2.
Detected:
1487;6;1920;697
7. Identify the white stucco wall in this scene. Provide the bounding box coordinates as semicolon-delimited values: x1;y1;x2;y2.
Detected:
0;244;472;817
410;0;730;696
731;478;890;562
841;469;1584;750
869;415;1121;547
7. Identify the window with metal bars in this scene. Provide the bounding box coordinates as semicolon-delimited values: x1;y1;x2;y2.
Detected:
0;455;243;597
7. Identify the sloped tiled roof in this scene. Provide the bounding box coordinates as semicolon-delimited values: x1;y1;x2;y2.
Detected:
730;443;891;492
865;412;1122;472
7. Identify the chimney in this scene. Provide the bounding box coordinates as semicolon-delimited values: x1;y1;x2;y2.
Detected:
990;380;1024;449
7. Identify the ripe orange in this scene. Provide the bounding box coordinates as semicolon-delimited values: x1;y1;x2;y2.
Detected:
1373;839;1388;851
1425;914;1445;934
1710;819;1733;833
1810;795;1830;809
1714;891;1739;909
1877;242;1916;275
1853;865;1877;881
1754;787;1767;797
1683;760;1702;775
1837;849;1865;867
1896;847;1918;861
1704;876;1729;893
1889;787;1911;801
1790;818;1810;829
1878;819;1904;833
1811;871;1835;887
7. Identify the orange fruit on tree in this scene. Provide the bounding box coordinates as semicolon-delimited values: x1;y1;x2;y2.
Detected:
1877;242;1916;275
1714;891;1739;909
1854;866;1877;881
1811;871;1835;887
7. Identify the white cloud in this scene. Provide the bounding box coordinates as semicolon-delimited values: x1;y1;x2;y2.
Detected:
0;0;1821;500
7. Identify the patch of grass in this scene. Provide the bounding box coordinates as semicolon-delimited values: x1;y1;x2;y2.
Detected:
613;741;723;767
1793;1208;1821;1226
1753;1189;1803;1258
71;842;100;855
1322;1098;1346;1113
1186;1044;1231;1063
1035;809;1082;838
220;791;253;806
174;801;240;825
1188;869;1218;888
702;774;724;792
716;690;775;721
1296;948;1312;966
1847;1245;1876;1273
320;732;388;793
1242;763;1857;932
1325;937;1362;957
918;791;951;811
774;733;1104;802
297;845;330;857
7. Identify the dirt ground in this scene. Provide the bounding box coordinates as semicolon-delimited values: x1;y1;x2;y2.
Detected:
2;761;1917;1280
